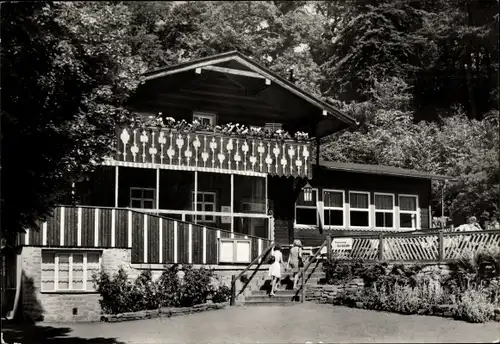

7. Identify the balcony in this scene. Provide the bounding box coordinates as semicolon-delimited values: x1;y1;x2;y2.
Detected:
105;126;313;178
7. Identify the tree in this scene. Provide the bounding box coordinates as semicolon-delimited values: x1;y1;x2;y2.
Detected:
1;2;147;237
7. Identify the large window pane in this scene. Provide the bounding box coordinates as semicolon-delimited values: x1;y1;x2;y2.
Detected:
234;175;266;214
196;172;230;212
350;192;368;209
234;217;269;238
400;196;417;211
324;191;343;208
375;194;393;210
41;252;55;291
400;213;416;228
325;209;343;226
58;254;70;290
376;213;393;227
118;167;156;208
75;166;115;207
350;211;369;227
296;208;317;225
158;170;194;210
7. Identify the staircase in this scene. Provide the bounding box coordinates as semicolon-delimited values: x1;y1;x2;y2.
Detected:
244;260;326;306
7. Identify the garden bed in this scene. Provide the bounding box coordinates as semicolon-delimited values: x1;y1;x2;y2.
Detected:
100;301;229;322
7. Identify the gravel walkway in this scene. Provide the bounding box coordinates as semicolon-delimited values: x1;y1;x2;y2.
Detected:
3;303;500;343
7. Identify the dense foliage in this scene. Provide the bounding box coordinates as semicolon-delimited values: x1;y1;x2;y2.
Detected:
1;1;498;234
93;265;229;314
324;248;500;323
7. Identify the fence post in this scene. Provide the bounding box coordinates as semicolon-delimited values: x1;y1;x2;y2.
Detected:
326;236;332;262
438;231;444;262
230;275;236;306
378;233;384;261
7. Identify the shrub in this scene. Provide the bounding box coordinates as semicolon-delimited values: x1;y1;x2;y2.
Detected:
212;285;231;304
452;288;495;323
157;265;181;307
133;270;159;311
179;265;214;307
93;267;134;314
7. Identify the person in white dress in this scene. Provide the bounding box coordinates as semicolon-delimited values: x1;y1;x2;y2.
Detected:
269;244;283;296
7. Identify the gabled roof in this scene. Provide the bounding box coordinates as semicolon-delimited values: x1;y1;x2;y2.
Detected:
143;51;357;127
319;160;456;181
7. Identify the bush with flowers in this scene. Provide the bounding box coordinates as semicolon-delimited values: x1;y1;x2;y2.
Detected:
130;113;312;142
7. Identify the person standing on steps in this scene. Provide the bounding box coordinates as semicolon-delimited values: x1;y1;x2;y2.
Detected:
268;244;283;296
287;240;303;291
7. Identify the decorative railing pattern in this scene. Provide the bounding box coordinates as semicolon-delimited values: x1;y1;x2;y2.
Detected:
113;127;313;178
19;206;272;265
330;230;500;262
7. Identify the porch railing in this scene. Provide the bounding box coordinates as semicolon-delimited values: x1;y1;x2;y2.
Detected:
327;230;500;262
109;127;313;178
19;205;273;265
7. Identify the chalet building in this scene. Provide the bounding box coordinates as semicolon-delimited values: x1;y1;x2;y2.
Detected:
3;51;451;322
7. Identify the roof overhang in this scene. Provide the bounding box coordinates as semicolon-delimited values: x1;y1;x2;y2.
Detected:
142;51;357;132
318;160;457;181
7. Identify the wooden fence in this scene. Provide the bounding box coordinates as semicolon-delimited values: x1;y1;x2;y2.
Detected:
18;205;272;265
329;230;500;262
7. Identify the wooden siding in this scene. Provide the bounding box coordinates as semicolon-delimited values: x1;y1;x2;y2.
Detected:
112;127;313;178
21;206;272;265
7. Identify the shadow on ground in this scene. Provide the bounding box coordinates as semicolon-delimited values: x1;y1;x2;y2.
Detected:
2;321;125;344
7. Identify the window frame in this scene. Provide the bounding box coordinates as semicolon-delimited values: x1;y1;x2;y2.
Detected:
374;192;395;230
322;189;345;228
41;250;101;293
348;191;371;229
294;188;319;227
193;111;217;126
193;191;217;223
398;194;419;230
129;187;156;209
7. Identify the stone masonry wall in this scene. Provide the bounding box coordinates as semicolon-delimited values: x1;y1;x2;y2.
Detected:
20;246;266;322
21;246;131;322
305;263;452;304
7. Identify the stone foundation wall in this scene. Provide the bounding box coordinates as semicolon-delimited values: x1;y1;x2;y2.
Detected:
20;246;266;322
21;246;131;322
305;263;453;304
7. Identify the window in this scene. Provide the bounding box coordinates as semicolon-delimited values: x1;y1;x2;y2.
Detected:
323;190;344;227
193;191;217;223
349;191;370;227
41;251;101;292
130;187;155;209
193;111;216;126
399;195;418;229
374;193;395;229
295;189;318;226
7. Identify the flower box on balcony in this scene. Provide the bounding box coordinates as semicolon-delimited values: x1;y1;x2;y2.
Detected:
111;126;313;178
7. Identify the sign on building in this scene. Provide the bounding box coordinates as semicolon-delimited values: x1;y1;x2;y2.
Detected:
332;238;353;250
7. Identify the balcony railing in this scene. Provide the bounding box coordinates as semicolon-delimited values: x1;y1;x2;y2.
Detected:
108;127;313;178
18;205;273;265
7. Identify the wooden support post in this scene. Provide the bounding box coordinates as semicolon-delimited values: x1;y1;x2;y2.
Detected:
301;270;305;303
315;137;320;167
115;166;119;208
230;174;234;238
230;275;236;306
194;171;198;224
378;233;384;261
438;231;444;262
326;235;332;262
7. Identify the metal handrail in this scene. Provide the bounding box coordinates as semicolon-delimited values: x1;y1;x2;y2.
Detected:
230;242;274;306
300;239;328;303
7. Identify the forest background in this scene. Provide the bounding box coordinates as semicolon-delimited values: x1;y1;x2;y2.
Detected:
1;0;498;235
